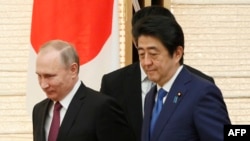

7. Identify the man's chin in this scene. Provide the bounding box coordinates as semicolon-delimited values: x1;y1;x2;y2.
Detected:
46;93;56;100
147;76;157;82
146;71;155;76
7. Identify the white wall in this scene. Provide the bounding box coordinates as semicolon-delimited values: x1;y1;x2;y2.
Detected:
171;2;250;123
0;0;33;140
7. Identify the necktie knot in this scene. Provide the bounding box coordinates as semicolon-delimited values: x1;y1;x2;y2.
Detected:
157;88;167;100
54;102;62;111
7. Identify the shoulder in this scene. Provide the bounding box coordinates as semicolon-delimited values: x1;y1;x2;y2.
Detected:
101;62;140;81
85;86;118;103
184;64;214;84
184;69;222;101
33;98;50;110
179;67;218;93
32;98;51;119
82;86;124;114
105;62;139;76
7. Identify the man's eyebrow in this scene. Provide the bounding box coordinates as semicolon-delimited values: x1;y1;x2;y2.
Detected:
137;46;157;50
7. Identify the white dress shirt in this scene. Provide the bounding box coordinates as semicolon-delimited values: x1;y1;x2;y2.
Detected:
45;79;81;141
140;64;154;116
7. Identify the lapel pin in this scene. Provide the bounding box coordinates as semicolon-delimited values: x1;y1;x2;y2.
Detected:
178;92;182;97
173;92;182;103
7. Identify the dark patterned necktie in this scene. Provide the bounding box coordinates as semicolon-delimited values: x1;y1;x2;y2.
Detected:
150;88;167;135
48;102;62;141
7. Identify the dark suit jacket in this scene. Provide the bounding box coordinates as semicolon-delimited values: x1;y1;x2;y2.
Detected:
100;62;142;141
32;82;135;141
100;62;214;141
142;67;231;141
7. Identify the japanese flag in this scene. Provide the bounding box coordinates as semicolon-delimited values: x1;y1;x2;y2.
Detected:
27;0;119;114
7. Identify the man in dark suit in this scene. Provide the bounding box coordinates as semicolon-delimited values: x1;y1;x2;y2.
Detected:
132;15;231;141
33;39;135;141
100;6;214;141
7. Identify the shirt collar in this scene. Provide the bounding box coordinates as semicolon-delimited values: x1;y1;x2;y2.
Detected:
140;63;147;82
59;79;81;110
158;65;183;92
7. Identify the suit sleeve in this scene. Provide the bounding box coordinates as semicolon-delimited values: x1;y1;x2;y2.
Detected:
194;85;231;141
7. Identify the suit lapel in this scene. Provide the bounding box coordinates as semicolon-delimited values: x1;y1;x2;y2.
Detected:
38;99;52;141
142;86;157;141
57;83;87;140
150;67;191;140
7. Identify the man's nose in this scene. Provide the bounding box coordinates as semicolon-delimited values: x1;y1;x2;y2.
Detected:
40;78;49;88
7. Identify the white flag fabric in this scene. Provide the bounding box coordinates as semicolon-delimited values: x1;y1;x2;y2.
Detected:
26;0;120;115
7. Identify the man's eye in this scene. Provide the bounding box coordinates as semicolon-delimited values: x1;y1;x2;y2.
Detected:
139;53;144;56
138;52;145;56
149;53;157;56
148;52;159;57
44;74;55;78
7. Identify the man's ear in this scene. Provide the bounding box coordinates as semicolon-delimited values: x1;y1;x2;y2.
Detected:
132;38;138;49
175;46;184;62
70;63;78;75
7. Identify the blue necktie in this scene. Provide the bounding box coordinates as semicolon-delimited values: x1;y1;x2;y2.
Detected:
150;88;167;135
